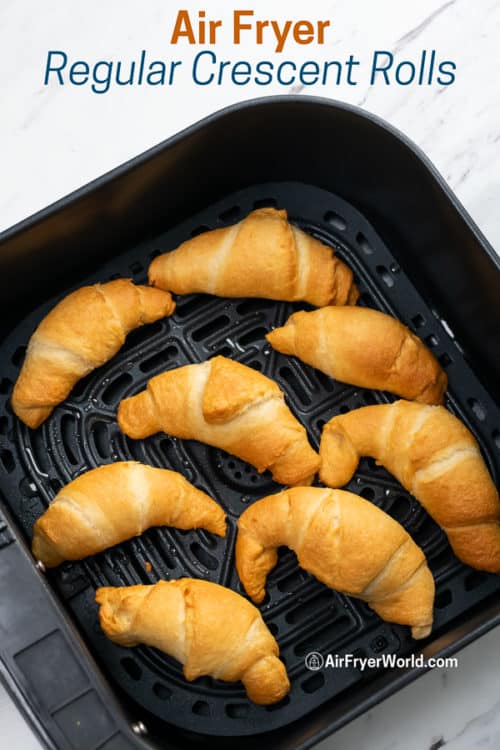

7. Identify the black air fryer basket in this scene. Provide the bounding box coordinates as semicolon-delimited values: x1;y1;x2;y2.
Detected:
0;97;499;750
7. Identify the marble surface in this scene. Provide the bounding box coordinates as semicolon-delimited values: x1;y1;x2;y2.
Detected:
1;1;500;748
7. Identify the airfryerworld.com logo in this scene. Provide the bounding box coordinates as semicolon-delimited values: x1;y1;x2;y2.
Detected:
304;652;325;670
305;652;458;672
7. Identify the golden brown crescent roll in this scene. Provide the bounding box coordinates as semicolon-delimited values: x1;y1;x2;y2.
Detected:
12;279;175;428
236;488;434;639
32;462;226;567
118;356;319;486
320;401;500;573
96;578;290;705
266;307;447;405
149;207;359;306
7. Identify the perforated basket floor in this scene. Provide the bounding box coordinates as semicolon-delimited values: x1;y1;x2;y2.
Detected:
1;182;499;737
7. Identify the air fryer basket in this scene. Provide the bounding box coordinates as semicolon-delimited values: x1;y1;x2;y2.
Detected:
0;98;499;750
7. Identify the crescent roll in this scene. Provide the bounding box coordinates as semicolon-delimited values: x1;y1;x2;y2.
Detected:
12;279;175;428
236;488;435;639
96;578;290;705
118;356;319;486
149;207;359;306
320;401;500;573
266;307;447;404
32;462;226;567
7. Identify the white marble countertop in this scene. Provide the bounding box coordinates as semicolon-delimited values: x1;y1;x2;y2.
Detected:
1;1;500;748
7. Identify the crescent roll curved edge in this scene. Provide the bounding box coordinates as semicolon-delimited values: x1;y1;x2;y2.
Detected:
319;401;500;573
96;578;290;705
149;207;359;307
12;279;175;428
32;462;226;567
236;487;435;639
117;356;319;486
266;306;447;404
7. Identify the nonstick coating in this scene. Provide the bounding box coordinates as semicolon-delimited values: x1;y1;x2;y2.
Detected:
0;182;499;737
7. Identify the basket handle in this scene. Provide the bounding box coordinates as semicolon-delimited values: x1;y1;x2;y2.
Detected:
0;504;143;750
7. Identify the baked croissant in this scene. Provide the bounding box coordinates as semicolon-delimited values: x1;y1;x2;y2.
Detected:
32;462;226;567
320;401;500;573
11;279;175;429
236;488;434;638
149;207;359;306
96;578;290;704
266;307;447;404
118;356;319;486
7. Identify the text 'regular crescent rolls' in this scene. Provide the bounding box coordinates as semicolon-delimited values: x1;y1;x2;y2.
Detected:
96;578;290;705
11;279;175;429
236;488;435;639
32;462;226;567
266;306;447;404
148;207;359;306
117;356;319;486
319;401;500;573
